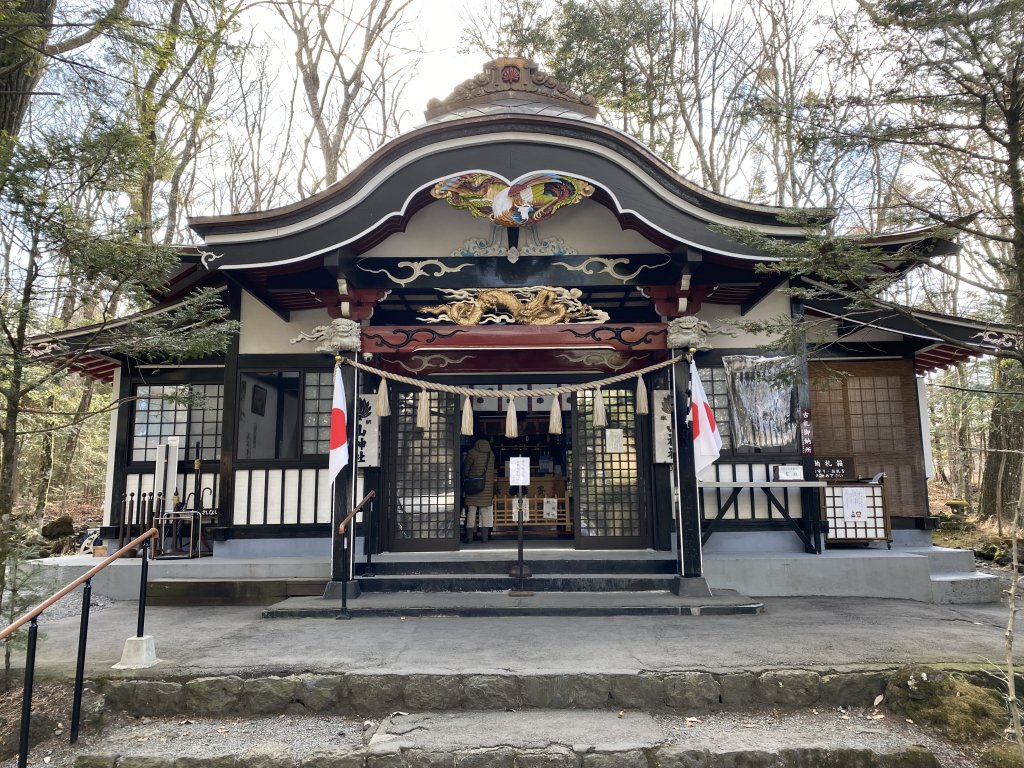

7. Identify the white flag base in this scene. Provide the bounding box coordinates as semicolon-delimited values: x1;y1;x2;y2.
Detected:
112;635;160;669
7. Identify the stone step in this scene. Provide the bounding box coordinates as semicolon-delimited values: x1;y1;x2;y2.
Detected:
94;669;886;718
65;709;947;768
357;557;677;576
262;590;763;618
355;573;678;593
147;577;329;606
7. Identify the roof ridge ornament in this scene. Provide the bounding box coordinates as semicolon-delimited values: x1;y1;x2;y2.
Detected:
425;57;599;120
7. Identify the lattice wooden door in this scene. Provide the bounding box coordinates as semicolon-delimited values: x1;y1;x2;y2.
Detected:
571;388;648;549
383;388;460;551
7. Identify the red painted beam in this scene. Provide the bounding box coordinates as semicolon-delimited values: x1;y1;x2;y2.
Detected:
360;323;668;354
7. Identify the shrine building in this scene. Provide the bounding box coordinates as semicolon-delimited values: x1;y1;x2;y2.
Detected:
47;59;1017;603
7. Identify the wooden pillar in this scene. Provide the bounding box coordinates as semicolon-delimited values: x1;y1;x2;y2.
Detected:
217;283;242;532
109;363;133;529
791;294;822;554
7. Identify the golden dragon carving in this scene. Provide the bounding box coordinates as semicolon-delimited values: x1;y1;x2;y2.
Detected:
419;287;608;326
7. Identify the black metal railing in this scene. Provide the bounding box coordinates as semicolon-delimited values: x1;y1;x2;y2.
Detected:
336;490;376;620
0;528;159;768
117;491;162;552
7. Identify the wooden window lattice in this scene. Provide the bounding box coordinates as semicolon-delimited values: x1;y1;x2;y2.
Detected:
574;389;641;538
393;390;458;541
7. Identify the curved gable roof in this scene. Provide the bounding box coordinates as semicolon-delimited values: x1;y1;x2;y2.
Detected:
190;62;821;271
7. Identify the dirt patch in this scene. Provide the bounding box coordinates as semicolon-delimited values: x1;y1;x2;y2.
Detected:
0;681;74;762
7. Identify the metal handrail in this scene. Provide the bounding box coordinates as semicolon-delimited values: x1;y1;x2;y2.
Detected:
336;491;375;620
338;490;375;535
2;527;159;768
0;528;158;641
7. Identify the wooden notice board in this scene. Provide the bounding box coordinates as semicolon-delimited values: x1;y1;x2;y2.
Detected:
821;481;891;547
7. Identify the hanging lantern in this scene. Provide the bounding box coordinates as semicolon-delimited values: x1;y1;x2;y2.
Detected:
592;387;607;428
548;394;563;435
636;374;649;416
376;378;391;418
461;394;474;436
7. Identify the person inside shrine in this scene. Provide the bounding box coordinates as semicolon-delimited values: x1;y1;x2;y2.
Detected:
463;439;496;543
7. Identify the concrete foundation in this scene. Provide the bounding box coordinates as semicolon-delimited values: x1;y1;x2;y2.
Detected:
112;635;159;669
31;544;998;604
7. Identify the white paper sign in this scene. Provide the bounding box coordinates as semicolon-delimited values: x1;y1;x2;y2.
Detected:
512;497;530;523
605;428;624;453
542;497;558;520
509;456;531;486
842;486;868;522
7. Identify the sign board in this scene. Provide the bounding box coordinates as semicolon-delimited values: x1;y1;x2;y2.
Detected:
813;456;855;480
605;428;624;453
842;486;868;521
800;408;813;455
509;456;531;487
542;497;558;520
773;464;804;481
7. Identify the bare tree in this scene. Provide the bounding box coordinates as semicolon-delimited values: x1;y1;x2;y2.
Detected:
274;0;419;196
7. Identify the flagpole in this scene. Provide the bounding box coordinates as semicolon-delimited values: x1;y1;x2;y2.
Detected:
327;353;359;606
670;349;712;597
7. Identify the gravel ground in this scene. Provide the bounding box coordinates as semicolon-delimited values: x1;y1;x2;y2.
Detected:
0;584;117;632
1;706;1001;768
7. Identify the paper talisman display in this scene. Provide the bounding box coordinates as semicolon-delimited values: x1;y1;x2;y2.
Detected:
605;428;624;453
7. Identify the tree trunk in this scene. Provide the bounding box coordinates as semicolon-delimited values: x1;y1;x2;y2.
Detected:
31;395;55;528
0;0;58;145
58;380;95;512
979;362;1024;521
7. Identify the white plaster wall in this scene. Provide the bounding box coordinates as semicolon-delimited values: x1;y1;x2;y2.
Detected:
239;293;332;355
698;294;791;349
359;199;658;260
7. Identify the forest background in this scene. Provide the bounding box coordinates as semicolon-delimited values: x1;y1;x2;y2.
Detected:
0;0;1022;570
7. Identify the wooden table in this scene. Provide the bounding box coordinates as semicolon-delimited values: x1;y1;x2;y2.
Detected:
699;480;827;553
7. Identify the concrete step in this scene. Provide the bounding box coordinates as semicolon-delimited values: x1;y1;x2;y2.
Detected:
262;589;763;618
355;573;678;593
902;546;979;574
930;571;1002;604
147;577;329;606
357;557;677;576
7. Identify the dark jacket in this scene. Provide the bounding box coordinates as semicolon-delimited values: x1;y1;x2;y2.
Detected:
464;439;495;506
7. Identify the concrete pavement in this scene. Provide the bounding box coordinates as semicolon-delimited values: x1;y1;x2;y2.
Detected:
17;592;1016;680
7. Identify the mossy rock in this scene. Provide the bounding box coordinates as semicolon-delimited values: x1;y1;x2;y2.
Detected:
885;665;1005;743
981;743;1024;768
41;512;74;539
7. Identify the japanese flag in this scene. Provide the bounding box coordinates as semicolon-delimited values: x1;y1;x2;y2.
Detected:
690;361;722;480
329;365;349;483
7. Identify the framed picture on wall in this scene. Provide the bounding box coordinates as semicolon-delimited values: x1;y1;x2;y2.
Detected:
251;385;267;416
